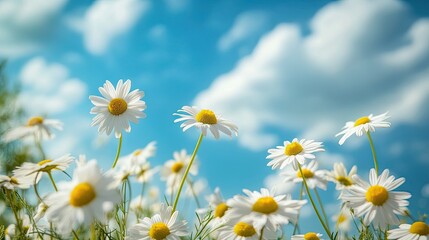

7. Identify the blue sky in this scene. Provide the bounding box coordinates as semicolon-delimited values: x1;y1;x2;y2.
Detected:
2;0;429;234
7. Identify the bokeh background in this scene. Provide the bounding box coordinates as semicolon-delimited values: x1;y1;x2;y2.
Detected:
1;0;429;234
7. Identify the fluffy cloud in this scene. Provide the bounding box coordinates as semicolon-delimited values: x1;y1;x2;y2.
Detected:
218;11;269;52
0;0;67;57
69;0;149;55
19;57;87;115
195;0;429;150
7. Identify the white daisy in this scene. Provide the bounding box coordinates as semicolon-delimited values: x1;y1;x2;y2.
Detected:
226;188;307;231
13;154;73;185
266;138;324;170
388;221;429;240
173;106;238;139
90;79;146;138
44;160;120;234
282;160;328;190
292;232;324;240
117;141;157;174
218;220;277;240
340;169;411;229
336;112;390;145
326;162;357;190
134;162;159;183
0;175;32;190
2;116;63;143
126;203;188;240
5;224;15;240
332;206;353;232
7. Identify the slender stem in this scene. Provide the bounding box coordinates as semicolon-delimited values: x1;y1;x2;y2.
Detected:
293;182;304;235
259;227;264;240
72;230;80;240
47;171;58;192
34;134;46;160
90;223;96;240
172;133;204;214
366;132;379;176
314;188;331;233
6;190;23;235
111;134;123;168
298;163;332;240
186;179;201;208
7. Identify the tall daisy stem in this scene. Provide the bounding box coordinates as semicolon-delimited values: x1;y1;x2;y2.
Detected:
298;163;332;240
366;132;379;176
112;134;123;168
47;171;58;192
314;188;330;233
293;183;304;235
186;179;201;208
172;133;204;214
259;227;265;240
34;135;46;160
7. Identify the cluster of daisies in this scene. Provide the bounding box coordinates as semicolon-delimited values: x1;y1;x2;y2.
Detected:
0;79;427;240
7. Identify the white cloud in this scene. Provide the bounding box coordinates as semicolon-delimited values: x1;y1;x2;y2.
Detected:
18;57;87;115
148;25;167;42
218;11;269;52
69;0;150;55
0;0;67;57
422;183;429;198
164;0;189;12
195;0;429;150
264;171;296;194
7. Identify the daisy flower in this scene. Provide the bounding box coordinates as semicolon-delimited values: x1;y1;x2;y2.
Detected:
44;160;120;234
388;221;429;240
340;169;411;229
13;154;73;185
282;160;328;190
90;79;146;138
218;220;277;240
332;206;353;232
326;162;357;190
226;188;307;231
2;116;63;143
126;203;188;240
173;106;238;139
292;232;323;240
117;141;157;174
266;138;324;170
0;175;32;190
336;112;390;145
134;162;159;183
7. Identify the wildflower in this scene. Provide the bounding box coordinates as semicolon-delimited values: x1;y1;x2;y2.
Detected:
2;116;62;143
117;141;157;173
173;106;238;139
332;206;353;232
282;160;328;190
90;79;146;138
266;138;324;170
336;112;390;145
292;232;324;240
0;175;32;190
326;162;357;190
218;220;277;240
388;221;429;240
340;169;411;229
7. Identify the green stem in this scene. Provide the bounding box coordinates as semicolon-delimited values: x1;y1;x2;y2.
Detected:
47;171;58;192
314;188;331;233
186;179;201;208
366;132;379;176
111;134;123;169
34;134;46;160
293;182;304;235
259;227;264;240
6;190;23;235
172;133;204;214
72;230;80;240
298;163;332;240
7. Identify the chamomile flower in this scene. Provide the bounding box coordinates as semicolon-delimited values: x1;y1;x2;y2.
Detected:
44;160;120;234
292;232;323;240
173;106;238;139
326;162;357;190
0;175;32;189
4;224;15;240
336;112;390;145
218;220;277;240
267;138;324;170
282;160;328;190
198;187;229;238
2;116;63;143
226;188;307;231
13;154;73;185
126;203;188;240
134;162;159;183
90;79;146;138
340;169;411;229
117;141;157;173
388;221;429;240
332;206;353;232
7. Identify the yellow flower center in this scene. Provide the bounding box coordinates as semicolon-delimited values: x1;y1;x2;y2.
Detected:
354;116;370;127
304;232;320;240
233;222;256;237
171;162;184;173
149;222;171;240
37;159;58;172
297;168;314;178
252;196;278;214
365;185;388;206
336;176;353;186
337;214;347;224
214;202;228;218
285;142;304;156
69;183;96;207
133;149;143;156
38;159;52;166
409;222;429;235
27;116;44;126
195;109;217;124
10;177;19;185
108;98;128;115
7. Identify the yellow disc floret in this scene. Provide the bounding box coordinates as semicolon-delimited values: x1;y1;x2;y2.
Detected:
297;168;314;178
409;222;429;235
365;185;388;206
214;202;228;218
108;98;128;115
27;116;44;126
354;116;370;127
285;142;304;156
233;222;256;237
133;149;143;156
336;176;353;186
304;232;320;240
149;222;171;240
195;109;217;124
252;197;278;214
69;183;96;207
337;214;347;224
171;162;184;173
